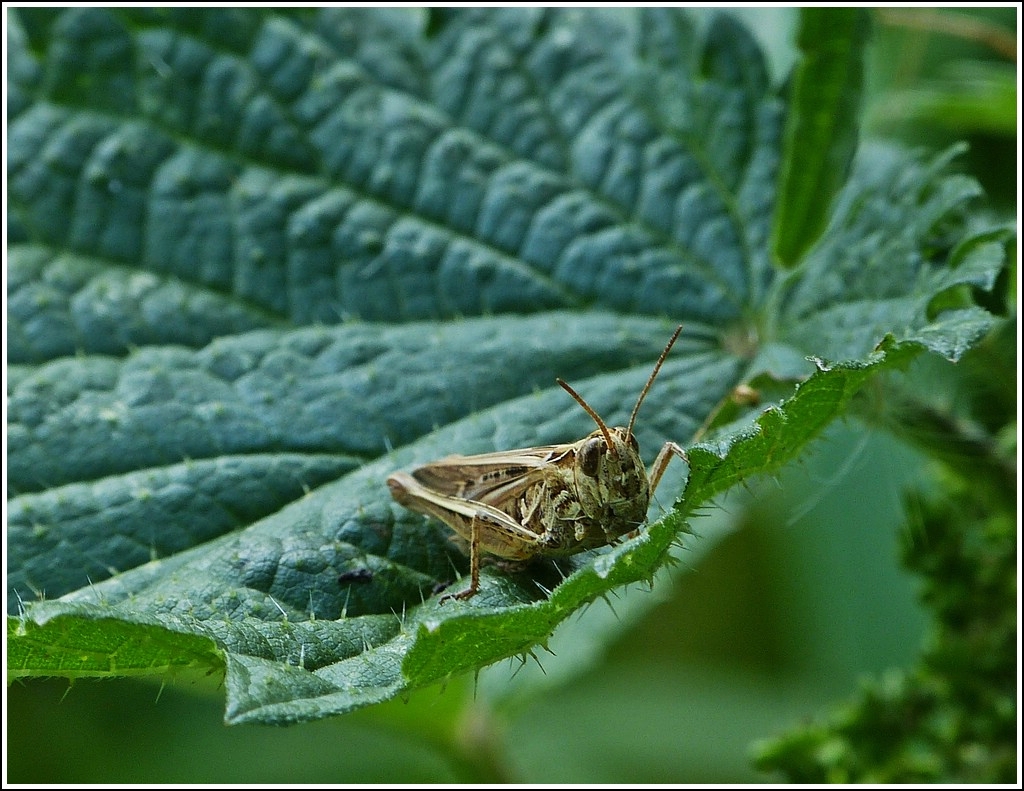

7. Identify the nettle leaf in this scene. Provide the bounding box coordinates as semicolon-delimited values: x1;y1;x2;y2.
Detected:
6;8;1006;724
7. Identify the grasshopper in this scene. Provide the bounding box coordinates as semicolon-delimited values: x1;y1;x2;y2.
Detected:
386;325;688;602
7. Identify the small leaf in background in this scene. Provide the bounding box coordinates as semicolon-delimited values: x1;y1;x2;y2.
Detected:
771;8;871;267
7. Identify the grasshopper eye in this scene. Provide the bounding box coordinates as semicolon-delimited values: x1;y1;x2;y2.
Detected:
627;433;640;452
579;437;605;477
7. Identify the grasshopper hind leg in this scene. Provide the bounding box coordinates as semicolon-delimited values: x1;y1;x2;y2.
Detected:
439;512;486;603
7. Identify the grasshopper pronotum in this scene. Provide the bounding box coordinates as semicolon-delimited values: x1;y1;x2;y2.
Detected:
387;326;688;601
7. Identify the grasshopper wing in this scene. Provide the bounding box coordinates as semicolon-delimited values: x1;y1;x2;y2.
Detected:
407;445;573;506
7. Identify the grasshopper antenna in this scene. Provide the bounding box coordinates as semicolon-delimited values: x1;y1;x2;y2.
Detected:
557;378;616;454
626;324;683;438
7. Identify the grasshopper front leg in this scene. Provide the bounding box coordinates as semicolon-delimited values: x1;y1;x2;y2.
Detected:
648;441;689;495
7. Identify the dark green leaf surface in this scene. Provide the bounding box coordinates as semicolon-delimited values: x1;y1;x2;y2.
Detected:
6;8;1005;724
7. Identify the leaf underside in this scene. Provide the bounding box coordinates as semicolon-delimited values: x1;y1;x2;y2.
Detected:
6;8;1005;723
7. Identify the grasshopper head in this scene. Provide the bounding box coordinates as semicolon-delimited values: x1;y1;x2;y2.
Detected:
572;426;650;536
556;324;683;544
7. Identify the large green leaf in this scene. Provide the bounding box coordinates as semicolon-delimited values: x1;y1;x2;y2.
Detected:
6;8;1006;724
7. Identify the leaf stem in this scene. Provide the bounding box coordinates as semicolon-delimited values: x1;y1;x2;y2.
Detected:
876;9;1017;61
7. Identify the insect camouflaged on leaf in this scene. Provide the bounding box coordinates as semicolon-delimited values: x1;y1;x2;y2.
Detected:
387;326;688;602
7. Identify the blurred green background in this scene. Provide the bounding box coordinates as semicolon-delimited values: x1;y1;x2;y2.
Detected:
6;7;1016;783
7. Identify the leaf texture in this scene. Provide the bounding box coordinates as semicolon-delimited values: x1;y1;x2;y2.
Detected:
6;8;1006;723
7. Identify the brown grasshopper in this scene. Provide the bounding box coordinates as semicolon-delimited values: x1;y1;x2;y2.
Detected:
386;325;687;602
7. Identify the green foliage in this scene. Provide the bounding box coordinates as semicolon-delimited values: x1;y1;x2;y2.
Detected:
755;322;1017;782
864;8;1018;211
772;8;870;266
5;5;1009;737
